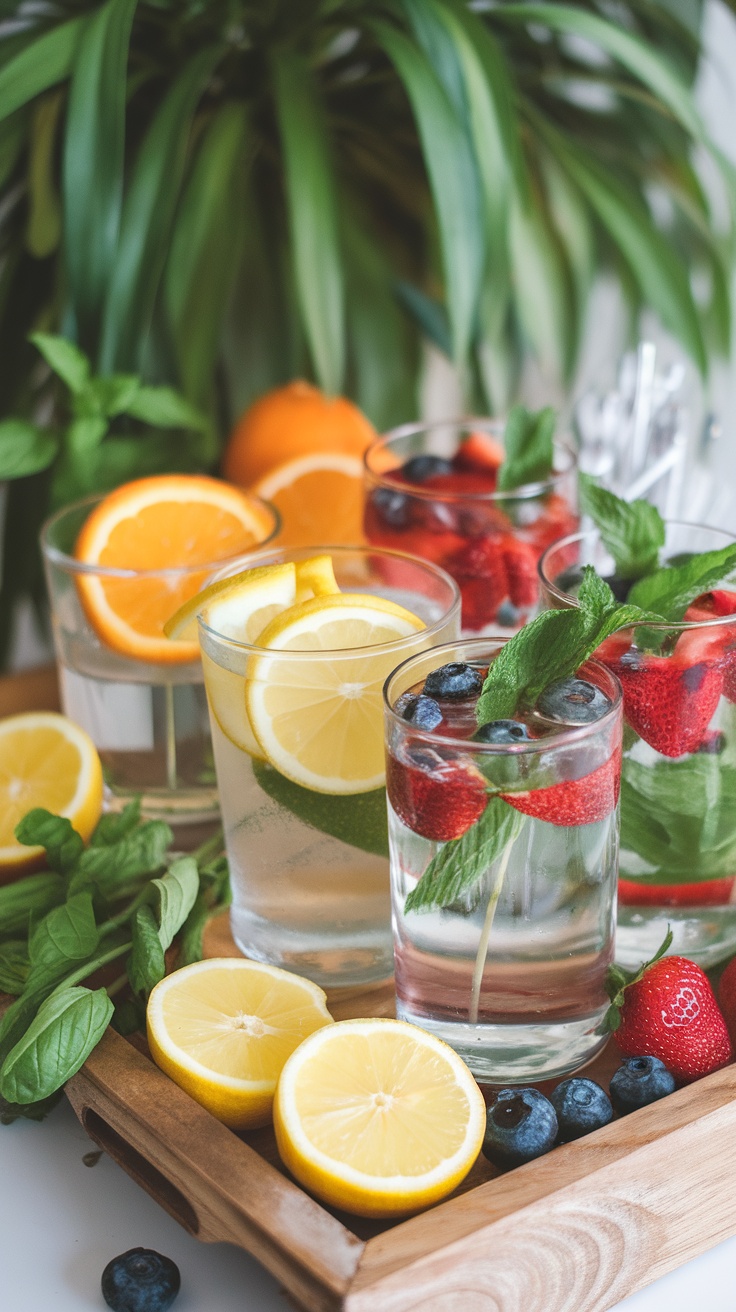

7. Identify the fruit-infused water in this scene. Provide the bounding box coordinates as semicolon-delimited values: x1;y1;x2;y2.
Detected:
198;546;460;988
384;640;622;1081
540;523;736;969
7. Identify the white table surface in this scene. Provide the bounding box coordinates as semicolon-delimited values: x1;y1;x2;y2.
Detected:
3;1096;736;1312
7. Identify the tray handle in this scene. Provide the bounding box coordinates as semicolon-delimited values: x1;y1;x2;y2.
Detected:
81;1105;200;1235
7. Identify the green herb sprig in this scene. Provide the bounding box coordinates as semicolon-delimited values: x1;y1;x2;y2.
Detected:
0;800;229;1122
497;404;556;492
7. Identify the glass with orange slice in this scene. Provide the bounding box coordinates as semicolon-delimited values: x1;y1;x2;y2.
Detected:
166;545;460;986
41;475;278;824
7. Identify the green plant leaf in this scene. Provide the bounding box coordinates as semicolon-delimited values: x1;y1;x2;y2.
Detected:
0;16;87;123
497;403;555;491
124;384;208;433
0;941;29;995
177;891;210;968
0;420;58;479
579;473;666;579
127;904;165;998
14;809;84;873
90;798;141;846
394;280;452;358
405;797;523;912
628;544;736;619
371;17;485;365
0;874;65;938
26;92;62;258
63;0;138;345
0;985;113;1104
30;332;91;393
620;756;736;882
98;45;222;373
85;373;140;418
68;820;172;898
271;48;344;395
508;190;571;381
25;892;99;992
151;855;198;951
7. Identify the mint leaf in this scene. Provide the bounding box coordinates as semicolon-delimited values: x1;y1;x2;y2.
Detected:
497;404;556;491
475;567;655;725
29;332;90;394
579;474;665;580
405;798;523;913
628;544;736;621
620;755;736;881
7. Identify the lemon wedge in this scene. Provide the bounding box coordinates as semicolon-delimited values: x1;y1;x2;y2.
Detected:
246;594;424;793
294;554;340;602
147;958;334;1130
273;1017;486;1217
0;713;103;871
165;562;298;645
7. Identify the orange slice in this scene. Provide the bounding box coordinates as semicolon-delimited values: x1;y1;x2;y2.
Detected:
0;712;103;873
252;453;365;548
74;475;275;663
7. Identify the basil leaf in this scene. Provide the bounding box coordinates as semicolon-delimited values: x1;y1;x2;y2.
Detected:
86;374;140;418
0;985;113;1104
89;798;141;847
69;819;172;896
0;873;65;936
497;403;555;491
0;420;59;479
29;332;90;393
124;384;208;433
151;855;198;950
579;473;665;580
14;810;84;873
405;797;523;913
0;941;29;995
127;905;165;998
25;891;99;991
177;891;210;968
628;544;736;621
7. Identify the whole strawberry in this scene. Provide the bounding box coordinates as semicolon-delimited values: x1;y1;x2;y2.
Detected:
604;935;732;1084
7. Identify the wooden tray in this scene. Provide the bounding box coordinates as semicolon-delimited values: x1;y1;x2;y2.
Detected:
65;913;736;1312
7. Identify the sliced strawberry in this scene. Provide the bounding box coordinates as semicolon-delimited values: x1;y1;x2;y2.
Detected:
525;494;578;552
619;877;736;907
501;748;621;827
501;537;539;609
447;536;509;632
604;648;724;757
422;470;498;495
684;590;736;703
386;746;488;841
453;431;504;476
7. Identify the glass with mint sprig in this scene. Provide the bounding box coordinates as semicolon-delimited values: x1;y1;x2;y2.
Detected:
539;479;736;970
383;571;638;1083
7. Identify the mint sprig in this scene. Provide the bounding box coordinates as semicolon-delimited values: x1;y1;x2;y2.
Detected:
475;567;657;726
628;544;736;621
497;404;556;491
579;473;665;580
405;798;523;913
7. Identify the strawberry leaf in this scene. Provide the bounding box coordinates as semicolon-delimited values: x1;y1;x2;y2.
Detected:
599;926;673;1033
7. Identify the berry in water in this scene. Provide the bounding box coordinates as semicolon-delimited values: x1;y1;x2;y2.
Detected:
482;1088;558;1169
475;719;533;745
101;1249;181;1312
537;677;612;725
396;693;443;731
609;1056;676;1114
386;745;487;841
370;485;410;529
550;1077;613;1140
401;454;454;483
423;662;483;701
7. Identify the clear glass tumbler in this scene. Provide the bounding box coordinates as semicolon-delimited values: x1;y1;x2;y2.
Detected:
41;492;279;825
364;419;578;634
198;544;460;989
540;523;736;970
384;638;622;1082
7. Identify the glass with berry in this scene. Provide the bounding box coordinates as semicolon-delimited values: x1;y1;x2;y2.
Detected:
540;500;736;970
384;622;623;1082
364;407;578;634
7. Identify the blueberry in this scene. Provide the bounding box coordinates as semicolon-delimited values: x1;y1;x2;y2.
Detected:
537;677;612;725
474;719;533;745
396;692;443;731
482;1088;558;1169
423;662;483;701
550;1077;613;1140
371;485;410;529
698;730;727;755
609;1056;676;1115
402;454;454;483
496;600;521;628
101;1249;180;1312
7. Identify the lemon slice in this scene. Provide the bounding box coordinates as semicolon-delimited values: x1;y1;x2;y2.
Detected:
274;1017;486;1218
246;594;424;793
294;554;340;602
165;562;298;645
0;713;103;871
147;958;334;1130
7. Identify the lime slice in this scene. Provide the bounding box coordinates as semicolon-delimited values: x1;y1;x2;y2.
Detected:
246;593;424;794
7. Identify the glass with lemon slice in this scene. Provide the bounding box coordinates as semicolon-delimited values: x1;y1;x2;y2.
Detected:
171;545;460;987
41;477;279;825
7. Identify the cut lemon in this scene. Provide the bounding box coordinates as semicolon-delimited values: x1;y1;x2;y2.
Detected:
273;1018;486;1218
246;594;425;793
251;452;365;548
147;958;334;1130
200;651;264;759
75;475;275;664
167;563;297;646
0;713;103;872
294;554;340;602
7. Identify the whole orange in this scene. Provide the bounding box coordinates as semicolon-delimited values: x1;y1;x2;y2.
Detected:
222;380;377;488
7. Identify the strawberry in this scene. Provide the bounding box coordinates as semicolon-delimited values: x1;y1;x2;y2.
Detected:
453;430;504;476
684;590;736;702
502;748;621;827
605;937;733;1084
525;493;578;552
618;877;736;908
386;745;488;841
604;647;724;757
717;956;736;1047
501;537;539;609
447;537;509;632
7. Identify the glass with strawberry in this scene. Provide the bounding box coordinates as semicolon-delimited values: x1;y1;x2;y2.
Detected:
364;406;578;634
540;479;736;969
384;586;625;1082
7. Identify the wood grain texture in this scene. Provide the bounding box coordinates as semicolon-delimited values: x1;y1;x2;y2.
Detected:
0;665;59;716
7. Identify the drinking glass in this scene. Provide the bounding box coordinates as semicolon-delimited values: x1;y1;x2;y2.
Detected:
364;419;578;634
198;544;461;988
41;492;279;825
540;523;736;969
384;638;622;1082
